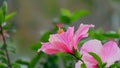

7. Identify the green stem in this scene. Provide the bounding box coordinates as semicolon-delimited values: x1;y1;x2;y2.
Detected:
0;25;12;68
72;49;86;68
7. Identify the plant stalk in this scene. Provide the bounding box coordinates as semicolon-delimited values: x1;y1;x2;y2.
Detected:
0;25;12;68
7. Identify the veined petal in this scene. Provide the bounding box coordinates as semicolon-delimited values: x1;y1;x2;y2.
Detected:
100;41;120;66
49;27;74;53
80;40;102;54
105;48;120;66
38;42;60;54
73;24;94;49
80;40;102;67
75;61;82;68
51;41;73;53
101;41;118;61
59;27;74;45
75;61;97;68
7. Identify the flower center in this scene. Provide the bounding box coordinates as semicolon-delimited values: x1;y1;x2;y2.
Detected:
58;29;64;34
56;23;64;34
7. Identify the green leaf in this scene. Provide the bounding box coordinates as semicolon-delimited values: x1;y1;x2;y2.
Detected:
0;7;4;24
16;59;29;66
29;52;42;68
73;50;82;60
59;15;71;24
31;42;41;51
88;52;102;66
60;9;71;24
5;12;16;21
40;31;51;42
12;63;21;68
60;9;71;17
1;44;7;51
72;10;89;21
0;63;7;68
81;63;86;68
118;28;120;37
0;50;5;55
101;63;107;68
88;29;106;41
108;63;118;68
103;31;119;38
0;56;7;63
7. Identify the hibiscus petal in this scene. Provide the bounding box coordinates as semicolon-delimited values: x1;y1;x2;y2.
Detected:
80;40;102;66
73;24;94;49
100;41;120;66
101;41;118;61
38;42;60;54
49;27;74;53
52;41;73;53
75;61;82;68
80;40;102;54
105;49;120;66
75;61;97;68
59;27;74;45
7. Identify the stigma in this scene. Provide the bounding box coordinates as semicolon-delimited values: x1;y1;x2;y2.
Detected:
56;23;64;34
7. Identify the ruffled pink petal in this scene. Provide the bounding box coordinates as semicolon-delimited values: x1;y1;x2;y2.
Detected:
73;24;94;49
49;27;74;53
75;61;97;68
75;61;82;68
80;40;102;67
100;41;120;66
80;40;102;54
105;49;120;66
58;27;74;48
82;54;97;65
101;41;118;61
51;41;73;53
38;42;60;54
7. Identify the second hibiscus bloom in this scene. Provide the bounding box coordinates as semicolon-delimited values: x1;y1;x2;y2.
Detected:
38;24;94;54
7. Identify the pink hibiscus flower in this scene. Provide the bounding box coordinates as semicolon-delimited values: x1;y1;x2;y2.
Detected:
75;40;120;68
38;24;94;54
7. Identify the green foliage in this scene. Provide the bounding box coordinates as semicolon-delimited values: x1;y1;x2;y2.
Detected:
59;9;89;24
103;31;119;38
60;15;71;24
108;63;118;68
40;31;52;42
5;12;16;21
31;42;41;51
16;59;29;66
61;9;71;17
71;10;89;21
0;7;4;24
0;50;5;55
0;63;7;68
2;1;7;16
0;56;7;63
43;55;58;68
12;63;21;68
59;53;75;68
89;29;106;41
81;63;86;68
88;52;104;68
29;53;42;68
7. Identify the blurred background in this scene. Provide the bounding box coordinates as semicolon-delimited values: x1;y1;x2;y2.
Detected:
1;0;120;68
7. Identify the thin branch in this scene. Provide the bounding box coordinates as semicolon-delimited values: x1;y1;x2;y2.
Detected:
0;25;12;68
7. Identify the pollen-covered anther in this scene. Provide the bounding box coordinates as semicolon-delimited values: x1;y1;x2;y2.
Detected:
58;28;64;34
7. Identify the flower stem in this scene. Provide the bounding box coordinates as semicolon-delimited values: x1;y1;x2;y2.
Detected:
0;25;12;68
72;49;86;68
